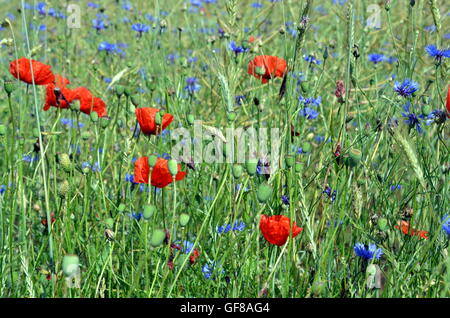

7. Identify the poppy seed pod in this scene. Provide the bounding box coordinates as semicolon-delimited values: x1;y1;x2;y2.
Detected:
100;116;110;129
187;114;195;125
124;87;132;97
168;159;179;176
62;255;80;277
115;85;125;98
130;94;140;107
302;142;312;153
59;153;72;172
227;111;237;122
150;229;166;247
32;128;40;138
285;155;295;168
90;111;99;123
3;79;16;95
257;184;273;203
118;203;126;213
179;213;190;227
295;162;302;173
148;155;158;168
245;158;258;175
232;164;243;178
143;204;156;220
58;180;69;198
105;218;114;229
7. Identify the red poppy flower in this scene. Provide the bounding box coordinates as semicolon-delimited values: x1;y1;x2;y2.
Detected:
189;248;199;265
41;212;56;229
134;157;186;188
446;85;450;118
43;75;76;111
10;57;55;85
395;220;429;239
248;55;287;84
135;107;174;136
72;87;108;117
259;214;303;246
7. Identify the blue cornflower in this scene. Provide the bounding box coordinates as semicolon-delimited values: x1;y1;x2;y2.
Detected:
235;95;246;106
425;44;450;63
281;195;290;205
125;173;136;184
166;53;180;64
92;17;107;31
217;224;232;234
304;54;321;65
128;212;143;221
191;0;203;6
217;220;246;233
0;185;6;195
300;107;319;120
252;2;263;8
354;243;383;260
394;79;419;97
202;261;224;279
88;2;100;8
23;154;38;163
390;184;401;191
332;0;347;5
184;77;201;94
132;23;150;36
442;215;450;237
92;162;101;172
401;102;424;133
122;2;132;10
323;186;337;202
37;2;46;15
228;41;247;54
368;53;385;64
299;95;321;107
315;135;325;143
426;109;447;125
81;162;91;171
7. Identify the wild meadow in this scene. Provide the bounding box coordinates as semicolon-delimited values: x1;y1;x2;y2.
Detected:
0;0;449;298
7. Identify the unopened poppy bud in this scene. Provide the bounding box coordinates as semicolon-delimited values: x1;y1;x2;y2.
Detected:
279;26;286;34
90;111;99;123
118;203;126;213
58;180;70;198
150;229;166;247
378;218;388;231
105;218;114;229
143;204;155;220
115;85;125;98
187;114;195;125
295;162;302;172
245;159;258;175
130;94;139;107
352;44;360;59
385;0;391;11
179;213;190;227
257;183;272;203
421;104;432;116
232;164;243;178
0;124;6;136
300;81;310;94
32;128;40;138
323;47;329;60
159;19;167;29
59;153;72;172
285;155;295;168
100;116;110;129
148;155;158;168
302;142;312;153
3;79;16;95
255;66;266;76
410;0;415;7
168;159;178;176
62;255;80;277
124;87;132;97
227;111;237;122
81;131;90;141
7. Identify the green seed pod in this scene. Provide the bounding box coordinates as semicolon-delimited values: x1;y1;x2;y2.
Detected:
32;128;40;138
241;40;250;50
148;155;158;168
81;131;90;141
227;111;237;122
58;180;70;198
90;111;99;123
150;229;166;247
0;124;6;136
302;142;312;153
311;279;326;297
70;100;81;112
245;159;258;175
187;114;195;125
168;159;178;176
105;218;114;229
118;203;126;213
179;213;190;227
232;164;243;178
295;162;302;173
130;94;140;107
285;155;295;168
143;204;155;220
378;218;388;231
257;183;272;203
347;149;362;168
100;116;110;129
124;87;132;97
422;104;432;116
301;81;310;94
59;153;72;172
3;80;16;95
115;85;125;98
62;255;80;277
